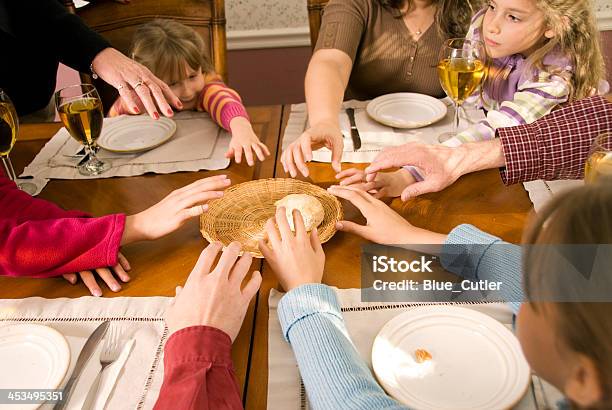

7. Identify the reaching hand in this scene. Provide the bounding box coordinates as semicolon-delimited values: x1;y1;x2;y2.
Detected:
226;117;271;166
62;252;131;297
281;120;344;177
327;185;447;245
122;175;231;244
365;142;470;201
336;167;416;199
258;207;325;291
165;242;261;340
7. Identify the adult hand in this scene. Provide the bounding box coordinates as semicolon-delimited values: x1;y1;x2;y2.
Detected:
327;185;447;245
336;167;416;199
281;120;343;177
226;117;271;166
165;242;261;340
91;48;182;119
122;175;231;245
62;252;131;297
258;207;325;291
363;142;470;201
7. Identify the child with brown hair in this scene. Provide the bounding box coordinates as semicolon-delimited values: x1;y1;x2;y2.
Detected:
258;179;612;409
109;19;270;166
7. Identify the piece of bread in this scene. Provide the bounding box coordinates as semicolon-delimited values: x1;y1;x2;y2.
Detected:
275;194;325;232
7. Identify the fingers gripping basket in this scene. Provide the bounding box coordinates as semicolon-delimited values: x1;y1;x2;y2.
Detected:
200;178;344;257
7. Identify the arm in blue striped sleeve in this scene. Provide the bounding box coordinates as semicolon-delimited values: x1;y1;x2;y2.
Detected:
440;224;523;313
278;284;408;410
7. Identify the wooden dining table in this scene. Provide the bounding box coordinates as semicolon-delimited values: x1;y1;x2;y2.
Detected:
1;105;534;409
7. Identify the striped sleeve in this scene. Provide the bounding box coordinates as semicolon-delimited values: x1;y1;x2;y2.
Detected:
198;73;249;131
447;73;570;146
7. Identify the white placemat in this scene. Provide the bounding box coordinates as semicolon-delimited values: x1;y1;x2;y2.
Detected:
0;296;173;410
21;112;231;195
267;287;564;410
282;100;485;164
522;179;584;212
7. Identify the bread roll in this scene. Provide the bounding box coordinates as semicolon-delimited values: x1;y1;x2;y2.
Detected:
275;194;324;232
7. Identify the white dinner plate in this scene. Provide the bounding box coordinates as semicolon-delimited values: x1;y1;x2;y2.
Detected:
366;93;447;128
98;116;176;153
0;324;70;409
372;305;530;410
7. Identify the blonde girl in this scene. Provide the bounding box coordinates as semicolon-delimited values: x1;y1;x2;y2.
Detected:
447;0;608;146
109;19;270;166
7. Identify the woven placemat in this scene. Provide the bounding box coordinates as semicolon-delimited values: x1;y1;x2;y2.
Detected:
200;178;343;257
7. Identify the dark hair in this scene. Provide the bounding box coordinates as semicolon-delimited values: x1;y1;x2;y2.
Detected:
376;0;481;38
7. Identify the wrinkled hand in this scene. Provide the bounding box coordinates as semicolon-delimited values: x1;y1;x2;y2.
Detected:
327;185;446;245
62;252;131;297
91;48;182;119
259;207;325;291
165;242;262;340
365;142;469;201
226;117;271;166
336;167;416;199
123;175;231;244
281;120;344;177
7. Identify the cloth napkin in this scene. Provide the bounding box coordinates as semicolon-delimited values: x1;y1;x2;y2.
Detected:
522;179;583;212
21;111;231;195
282;100;485;164
0;296;173;410
267;287;564;410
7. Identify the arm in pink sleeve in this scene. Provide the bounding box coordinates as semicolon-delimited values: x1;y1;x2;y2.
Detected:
154;326;243;410
198;75;249;132
0;213;126;278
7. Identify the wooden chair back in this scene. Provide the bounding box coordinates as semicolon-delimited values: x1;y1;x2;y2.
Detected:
307;0;329;49
61;0;227;112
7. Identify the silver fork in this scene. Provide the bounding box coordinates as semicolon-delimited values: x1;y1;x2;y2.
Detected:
82;324;123;409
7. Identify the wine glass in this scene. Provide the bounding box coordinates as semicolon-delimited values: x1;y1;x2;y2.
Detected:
437;38;486;143
585;132;612;184
54;84;109;176
0;89;38;195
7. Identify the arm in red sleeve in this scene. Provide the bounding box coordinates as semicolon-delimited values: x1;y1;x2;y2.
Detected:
0;214;125;278
0;175;89;223
498;96;612;185
154;326;243;410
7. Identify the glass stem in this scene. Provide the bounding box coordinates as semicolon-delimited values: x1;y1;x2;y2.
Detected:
451;102;461;135
1;157;13;180
3;155;18;181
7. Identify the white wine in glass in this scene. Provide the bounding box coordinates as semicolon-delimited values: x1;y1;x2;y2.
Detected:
585;132;612;183
55;84;109;176
437;38;486;143
0;89;38;195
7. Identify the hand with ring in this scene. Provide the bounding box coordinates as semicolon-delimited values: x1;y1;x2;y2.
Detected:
91;48;182;119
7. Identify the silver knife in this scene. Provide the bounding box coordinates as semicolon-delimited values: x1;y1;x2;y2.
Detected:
54;321;110;410
346;108;362;151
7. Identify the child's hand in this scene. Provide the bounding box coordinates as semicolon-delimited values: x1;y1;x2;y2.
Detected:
327;185;446;245
258;207;325;291
62;252;131;297
227;117;271;166
335;168;416;199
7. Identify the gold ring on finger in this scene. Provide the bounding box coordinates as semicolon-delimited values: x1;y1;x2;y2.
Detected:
134;80;145;89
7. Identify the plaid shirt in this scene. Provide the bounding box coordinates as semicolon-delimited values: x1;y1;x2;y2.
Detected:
498;96;612;185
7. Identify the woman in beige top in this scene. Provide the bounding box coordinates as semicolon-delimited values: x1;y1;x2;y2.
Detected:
281;0;478;178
